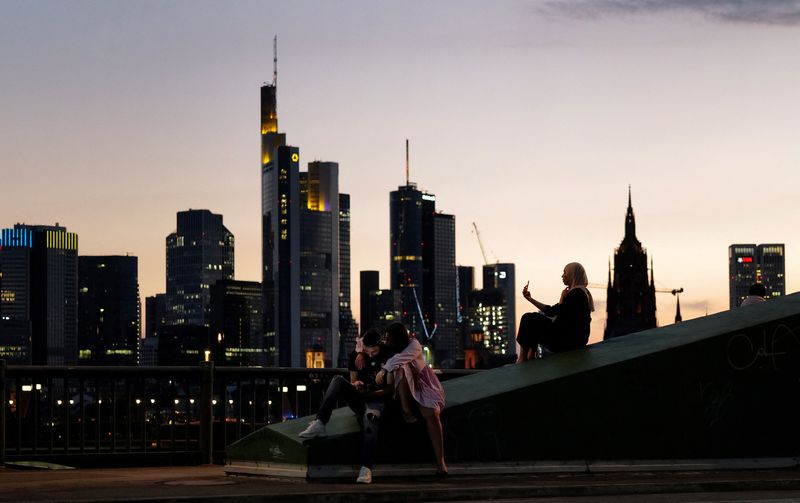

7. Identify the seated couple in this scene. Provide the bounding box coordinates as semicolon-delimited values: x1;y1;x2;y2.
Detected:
298;323;447;484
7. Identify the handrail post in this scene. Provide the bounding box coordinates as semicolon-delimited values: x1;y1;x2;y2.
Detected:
0;359;6;466
199;361;214;464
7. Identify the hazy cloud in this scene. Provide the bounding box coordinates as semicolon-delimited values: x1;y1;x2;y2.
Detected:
539;0;800;26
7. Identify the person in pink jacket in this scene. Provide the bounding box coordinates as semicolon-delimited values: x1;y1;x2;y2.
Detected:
375;322;447;475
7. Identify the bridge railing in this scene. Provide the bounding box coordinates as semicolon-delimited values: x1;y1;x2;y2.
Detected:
0;361;476;466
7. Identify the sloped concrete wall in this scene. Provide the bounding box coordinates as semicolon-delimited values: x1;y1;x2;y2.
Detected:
227;294;800;475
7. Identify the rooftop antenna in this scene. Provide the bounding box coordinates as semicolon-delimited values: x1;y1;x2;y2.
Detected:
405;139;410;185
272;35;278;86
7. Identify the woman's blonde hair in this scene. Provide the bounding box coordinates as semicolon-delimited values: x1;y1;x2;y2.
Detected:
563;262;594;312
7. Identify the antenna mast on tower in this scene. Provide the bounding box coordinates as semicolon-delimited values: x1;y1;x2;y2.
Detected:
272;35;278;86
405;139;410;185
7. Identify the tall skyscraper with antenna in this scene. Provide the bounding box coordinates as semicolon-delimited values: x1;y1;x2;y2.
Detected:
261;39;349;367
389;141;458;367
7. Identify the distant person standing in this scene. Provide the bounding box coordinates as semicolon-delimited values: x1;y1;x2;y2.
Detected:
740;283;767;307
516;262;594;363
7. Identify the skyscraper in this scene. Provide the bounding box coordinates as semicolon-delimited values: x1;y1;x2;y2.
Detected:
261;63;344;367
264;154;341;367
468;287;508;358
604;189;657;340
729;244;785;308
360;270;380;333
78;255;140;365
390;182;458;367
0;224;78;364
482;263;516;357
337;193;359;366
260;41;287;364
359;270;401;334
210;279;266;366
165;209;234;327
145;293;167;339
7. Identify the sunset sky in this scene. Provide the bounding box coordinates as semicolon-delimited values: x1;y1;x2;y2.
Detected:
2;0;800;343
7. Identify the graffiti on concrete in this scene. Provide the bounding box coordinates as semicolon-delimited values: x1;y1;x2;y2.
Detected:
698;380;734;429
726;324;800;373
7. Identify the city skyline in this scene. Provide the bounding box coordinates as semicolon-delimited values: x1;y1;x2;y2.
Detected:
3;1;800;344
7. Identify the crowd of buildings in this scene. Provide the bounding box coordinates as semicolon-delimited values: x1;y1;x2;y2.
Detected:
0;56;788;368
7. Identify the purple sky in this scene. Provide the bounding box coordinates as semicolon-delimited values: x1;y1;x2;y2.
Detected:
2;0;800;342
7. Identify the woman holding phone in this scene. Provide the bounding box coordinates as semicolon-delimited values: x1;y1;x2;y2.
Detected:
516;262;594;363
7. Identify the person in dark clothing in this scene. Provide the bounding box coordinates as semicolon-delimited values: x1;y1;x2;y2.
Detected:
516;262;594;363
298;329;391;484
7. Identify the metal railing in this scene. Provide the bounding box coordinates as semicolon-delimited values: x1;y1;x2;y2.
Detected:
0;361;476;466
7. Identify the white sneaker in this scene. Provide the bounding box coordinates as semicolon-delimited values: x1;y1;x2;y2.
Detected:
356;466;372;484
298;419;327;439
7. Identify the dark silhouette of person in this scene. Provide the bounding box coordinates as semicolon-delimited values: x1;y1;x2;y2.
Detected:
516;262;594;363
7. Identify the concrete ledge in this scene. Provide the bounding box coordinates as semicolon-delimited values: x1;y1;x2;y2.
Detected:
226;457;800;479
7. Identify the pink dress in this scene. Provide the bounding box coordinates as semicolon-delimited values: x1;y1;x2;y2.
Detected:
382;339;446;412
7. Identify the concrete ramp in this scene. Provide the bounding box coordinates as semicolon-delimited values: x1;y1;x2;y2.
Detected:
226;293;800;478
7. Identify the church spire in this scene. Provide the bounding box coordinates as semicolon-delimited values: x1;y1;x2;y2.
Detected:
619;185;642;251
650;256;654;287
625;185;636;241
675;295;682;323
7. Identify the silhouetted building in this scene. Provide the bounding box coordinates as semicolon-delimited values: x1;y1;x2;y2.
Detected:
337;193;359;367
457;266;475;321
166;209;234;327
210;279;266;366
0;224;78;365
456;266;475;368
360;271;380;333
261;70;345;368
260;59;287;366
604;189;657;340
482;263;516;357
359;270;401;334
729;244;785;308
390;184;458;367
151;325;208;366
0;237;32;364
145;294;167;339
78;256;140;365
139;336;158;367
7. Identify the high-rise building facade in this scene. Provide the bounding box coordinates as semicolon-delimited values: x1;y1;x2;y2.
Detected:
482;263;516;357
390;184;458;367
390;184;425;335
165;210;234;327
261;73;344;367
145;293;167;339
604;190;657;340
729;244;785;308
457;266;475;322
359;270;401;334
337;193;359;367
431;213;458;367
78;256;140;365
210;279;266;366
0;224;78;364
468;288;508;358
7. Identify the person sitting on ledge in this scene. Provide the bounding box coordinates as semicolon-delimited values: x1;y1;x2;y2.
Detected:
516;262;594;363
298;329;391;484
740;283;767;307
375;322;448;476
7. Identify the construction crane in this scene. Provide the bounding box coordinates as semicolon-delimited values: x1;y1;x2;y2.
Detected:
587;284;683;296
471;222;494;265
